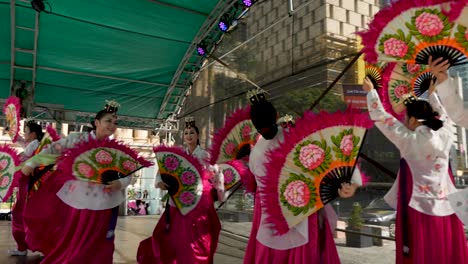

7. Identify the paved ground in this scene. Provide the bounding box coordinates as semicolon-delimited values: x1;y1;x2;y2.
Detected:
0;215;395;263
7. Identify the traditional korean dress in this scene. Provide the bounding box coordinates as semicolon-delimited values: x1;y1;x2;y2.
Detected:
11;139;39;253
137;145;223;264
366;89;468;263
243;127;341;264
22;131;131;263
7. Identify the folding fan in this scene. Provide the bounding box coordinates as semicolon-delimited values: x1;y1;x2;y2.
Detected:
3;96;21;143
0;145;22;201
359;0;468;66
380;62;435;120
442;0;468;27
209;105;258;165
154;145;207;215
56;137;153;184
365;63;386;91
218;159;253;191
260;109;373;234
29;125;62;195
34;125;61;155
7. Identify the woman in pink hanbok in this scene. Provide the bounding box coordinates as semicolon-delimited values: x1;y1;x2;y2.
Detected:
20;101;136;264
8;121;43;257
137;119;224;264
243;90;358;264
362;74;468;264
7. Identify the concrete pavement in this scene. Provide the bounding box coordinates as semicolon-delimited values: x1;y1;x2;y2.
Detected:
0;215;395;263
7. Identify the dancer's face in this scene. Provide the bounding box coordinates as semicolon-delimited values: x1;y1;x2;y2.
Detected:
184;127;198;145
95;113;118;138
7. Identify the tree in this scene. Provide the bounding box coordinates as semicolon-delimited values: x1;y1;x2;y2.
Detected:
273;88;347;117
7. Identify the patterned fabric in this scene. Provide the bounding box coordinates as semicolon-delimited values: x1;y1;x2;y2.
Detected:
367;89;458;216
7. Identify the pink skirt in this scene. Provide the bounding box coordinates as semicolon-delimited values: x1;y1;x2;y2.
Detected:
137;190;221;264
11;176;29;251
23;169;117;263
243;192;340;264
396;159;468;264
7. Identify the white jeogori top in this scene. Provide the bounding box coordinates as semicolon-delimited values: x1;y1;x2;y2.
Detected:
367;89;457;216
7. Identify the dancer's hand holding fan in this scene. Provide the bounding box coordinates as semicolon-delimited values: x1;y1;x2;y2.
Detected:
261;109;373;234
379;62;436;120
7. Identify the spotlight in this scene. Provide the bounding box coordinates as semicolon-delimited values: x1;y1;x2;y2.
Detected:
242;0;253;7
196;44;207;56
31;0;45;12
218;15;230;32
218;21;229;32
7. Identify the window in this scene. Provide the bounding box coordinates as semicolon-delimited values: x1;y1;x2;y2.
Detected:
329;4;334;18
355;0;358;11
346;10;350;23
361;14;365;28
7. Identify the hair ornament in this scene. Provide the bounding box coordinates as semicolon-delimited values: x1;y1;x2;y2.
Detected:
104;100;120;113
247;88;269;105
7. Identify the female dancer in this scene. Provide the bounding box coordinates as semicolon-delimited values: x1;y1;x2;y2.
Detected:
362;76;468;263
137;118;224;264
244;92;357;264
20;101;133;263
8;121;43;256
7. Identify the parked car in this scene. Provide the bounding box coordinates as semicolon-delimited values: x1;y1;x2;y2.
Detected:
361;198;396;237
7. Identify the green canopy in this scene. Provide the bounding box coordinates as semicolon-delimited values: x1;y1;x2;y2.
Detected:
0;0;237;128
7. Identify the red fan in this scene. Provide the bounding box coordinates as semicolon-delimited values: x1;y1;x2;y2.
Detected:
154;145;208;215
0;145;22;201
379;62;435;120
3;96;21;143
359;0;468;66
219;159;253;191
57;137;153;184
261;109;373;234
209;106;258;192
209;106;258;165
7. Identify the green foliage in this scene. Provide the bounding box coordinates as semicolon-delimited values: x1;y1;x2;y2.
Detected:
273;88;347;117
348;202;364;229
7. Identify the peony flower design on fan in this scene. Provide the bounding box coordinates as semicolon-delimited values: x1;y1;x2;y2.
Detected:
179;191;196;206
240;123;253;140
406;9;451;42
76;162;96;179
390;80;411;102
0;157;10;171
294;139;331;175
222;140;238;159
180;170;197;186
280;173;317;215
163;155;180;172
379;31;415;60
331;129;361;162
223;168;235;185
122;159;137;173
455;25;468;50
0;174;10;188
94;149;114;165
403;63;425;75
